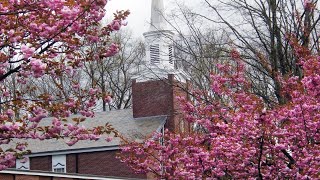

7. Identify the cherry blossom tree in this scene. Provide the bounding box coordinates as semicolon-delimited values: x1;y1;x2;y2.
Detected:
0;0;128;170
120;38;320;179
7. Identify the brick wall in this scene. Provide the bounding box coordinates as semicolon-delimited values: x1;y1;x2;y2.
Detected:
132;74;190;132
30;156;52;171
39;177;51;180
75;150;145;178
27;150;145;179
66;154;77;173
171;77;191;133
132;77;173;118
0;174;84;180
15;175;39;180
0;174;14;180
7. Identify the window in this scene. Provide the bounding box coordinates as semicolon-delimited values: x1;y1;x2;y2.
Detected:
150;44;160;64
53;167;65;173
52;155;66;173
16;157;30;170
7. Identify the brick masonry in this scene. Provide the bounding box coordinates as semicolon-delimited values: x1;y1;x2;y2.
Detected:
0;174;14;180
15;150;145;179
132;74;191;132
30;156;52;171
0;174;52;180
67;150;145;178
72;150;146;178
0;174;85;180
66;154;77;173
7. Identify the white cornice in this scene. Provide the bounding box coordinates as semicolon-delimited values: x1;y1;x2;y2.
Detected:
25;146;119;157
132;65;190;83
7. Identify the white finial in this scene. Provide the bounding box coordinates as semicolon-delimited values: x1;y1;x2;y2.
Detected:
150;0;166;31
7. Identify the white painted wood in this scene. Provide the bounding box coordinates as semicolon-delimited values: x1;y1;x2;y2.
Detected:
16;157;30;170
52;155;66;173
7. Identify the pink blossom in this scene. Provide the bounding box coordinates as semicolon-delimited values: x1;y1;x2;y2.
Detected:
21;45;35;59
0;0;127;170
121;43;320;179
109;20;121;31
29;107;47;122
89;88;98;95
72;83;80;89
6;109;14;117
16;144;26;151
104;95;112;103
102;43;119;57
105;137;112;142
2;91;10;97
66;139;78;146
30;59;47;78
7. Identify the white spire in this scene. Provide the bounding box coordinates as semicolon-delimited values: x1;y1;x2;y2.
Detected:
150;0;167;31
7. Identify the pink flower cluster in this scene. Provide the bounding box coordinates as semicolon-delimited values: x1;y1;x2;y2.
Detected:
21;45;35;59
104;95;112;104
0;0;128;170
109;20;121;31
29;107;48;123
102;43;119;58
30;59;47;78
0;153;15;171
0;62;9;76
121;46;320;179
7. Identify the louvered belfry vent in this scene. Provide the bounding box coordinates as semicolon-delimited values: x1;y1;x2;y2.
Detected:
150;44;160;64
143;0;175;69
169;45;173;64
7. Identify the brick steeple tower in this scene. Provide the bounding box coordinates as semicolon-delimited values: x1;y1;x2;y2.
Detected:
132;0;190;133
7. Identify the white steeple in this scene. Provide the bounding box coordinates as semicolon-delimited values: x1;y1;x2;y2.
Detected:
150;0;167;31
134;0;189;83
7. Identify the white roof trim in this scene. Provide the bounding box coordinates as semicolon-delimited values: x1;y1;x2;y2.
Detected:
132;66;190;83
27;146;119;157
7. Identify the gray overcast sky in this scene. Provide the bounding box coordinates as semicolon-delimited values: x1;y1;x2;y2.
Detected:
106;0;154;37
105;0;315;38
105;0;202;38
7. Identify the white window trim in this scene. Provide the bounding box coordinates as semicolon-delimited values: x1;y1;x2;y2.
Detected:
52;155;66;173
16;157;30;170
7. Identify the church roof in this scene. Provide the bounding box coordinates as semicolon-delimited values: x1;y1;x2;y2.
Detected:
7;109;166;156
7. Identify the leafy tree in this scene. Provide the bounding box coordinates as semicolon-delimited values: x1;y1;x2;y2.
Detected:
0;0;128;169
120;39;320;179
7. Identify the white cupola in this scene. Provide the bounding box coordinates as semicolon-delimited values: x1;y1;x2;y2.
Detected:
143;0;175;69
133;0;189;83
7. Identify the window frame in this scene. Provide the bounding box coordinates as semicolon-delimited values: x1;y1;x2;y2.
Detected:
52;155;67;173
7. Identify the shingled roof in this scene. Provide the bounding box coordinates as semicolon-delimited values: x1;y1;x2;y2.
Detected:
7;109;166;156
